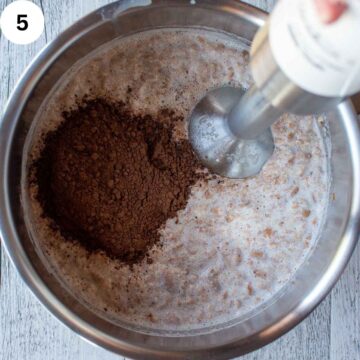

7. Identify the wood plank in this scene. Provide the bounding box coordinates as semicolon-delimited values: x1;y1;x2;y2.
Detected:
242;0;275;10
330;244;360;360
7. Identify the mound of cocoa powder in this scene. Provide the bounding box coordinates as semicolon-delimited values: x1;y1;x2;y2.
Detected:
33;99;204;264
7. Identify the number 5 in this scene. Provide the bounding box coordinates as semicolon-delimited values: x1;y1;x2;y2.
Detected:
17;14;28;31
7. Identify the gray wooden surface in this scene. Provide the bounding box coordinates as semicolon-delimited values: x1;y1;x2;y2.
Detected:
0;1;359;359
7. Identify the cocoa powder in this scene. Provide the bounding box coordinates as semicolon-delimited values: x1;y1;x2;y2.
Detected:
34;99;204;264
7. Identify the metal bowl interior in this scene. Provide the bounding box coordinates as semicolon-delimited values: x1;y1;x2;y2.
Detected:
1;1;360;359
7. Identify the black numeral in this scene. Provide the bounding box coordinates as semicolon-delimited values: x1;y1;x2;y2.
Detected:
17;14;28;31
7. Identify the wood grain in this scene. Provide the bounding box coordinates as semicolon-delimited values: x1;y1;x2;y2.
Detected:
0;1;359;359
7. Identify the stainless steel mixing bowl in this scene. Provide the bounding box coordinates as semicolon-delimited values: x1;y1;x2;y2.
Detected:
1;1;359;359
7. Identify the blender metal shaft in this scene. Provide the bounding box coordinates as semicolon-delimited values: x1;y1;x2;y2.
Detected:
228;84;281;140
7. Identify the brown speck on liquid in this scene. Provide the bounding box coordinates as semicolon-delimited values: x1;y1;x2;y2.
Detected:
263;227;273;238
253;269;267;279
251;250;264;258
288;156;295;165
147;313;156;323
225;214;234;223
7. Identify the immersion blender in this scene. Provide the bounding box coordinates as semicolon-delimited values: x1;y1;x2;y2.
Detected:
189;0;360;178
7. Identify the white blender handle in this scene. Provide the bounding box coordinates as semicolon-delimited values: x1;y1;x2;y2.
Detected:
268;0;360;98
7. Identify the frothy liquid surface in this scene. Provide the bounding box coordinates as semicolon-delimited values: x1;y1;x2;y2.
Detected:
26;29;329;331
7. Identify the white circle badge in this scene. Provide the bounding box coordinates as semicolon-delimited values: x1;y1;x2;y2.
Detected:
0;0;44;44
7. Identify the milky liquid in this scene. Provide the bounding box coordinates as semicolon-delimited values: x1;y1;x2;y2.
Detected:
25;29;330;332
